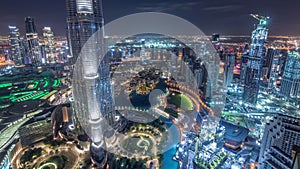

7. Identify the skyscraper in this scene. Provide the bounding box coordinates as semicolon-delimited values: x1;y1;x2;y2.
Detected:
224;53;235;87
280;51;300;98
195;66;206;89
20;38;30;64
68;0;114;168
258;114;300;169
268;50;280;91
25;17;41;64
66;0;104;64
240;43;250;84
265;48;278;79
242;14;270;104
8;26;23;65
43;27;56;63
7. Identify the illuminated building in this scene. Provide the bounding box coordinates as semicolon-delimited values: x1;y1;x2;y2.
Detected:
212;33;220;42
8;26;23;65
194;67;205;89
242;14;270;104
18;120;52;147
25;17;41;64
43;27;56;63
0;37;9;58
181;56;194;85
267;49;281;90
292;146;300;169
0;141;22;169
258;114;300;169
40;45;46;63
280;51;300;98
69;0;115;168
62;106;69;123
220;120;249;151
20;38;29;64
224;53;235;87
240;43;250;83
66;0;104;64
265;48;278;79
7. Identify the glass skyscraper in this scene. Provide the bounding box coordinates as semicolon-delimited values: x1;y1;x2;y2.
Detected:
224;53;235;87
68;0;115;168
8;26;23;65
42;27;56;64
66;0;104;65
242;14;270;104
25;17;41;65
280;51;300;98
259;114;300;168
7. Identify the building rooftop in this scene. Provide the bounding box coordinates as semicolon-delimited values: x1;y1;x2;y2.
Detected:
220;119;249;142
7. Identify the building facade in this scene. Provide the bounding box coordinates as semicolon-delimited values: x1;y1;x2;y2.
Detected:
8;26;23;65
25;17;41;64
43;27;56;64
18;120;52;147
243;15;269;104
258;114;300;169
66;0;104;65
68;0;116;168
224;53;235;87
267;49;281;91
280;51;300;99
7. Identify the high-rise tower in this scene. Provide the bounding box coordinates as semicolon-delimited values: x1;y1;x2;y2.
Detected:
68;0;115;168
25;17;41;64
66;0;104;65
280;51;300;98
8;26;23;65
224;52;235;87
43;27;56;64
268;49;281;91
259;114;300;168
242;14;270;104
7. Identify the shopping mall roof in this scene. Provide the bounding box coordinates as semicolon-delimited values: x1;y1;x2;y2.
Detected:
220;119;249;142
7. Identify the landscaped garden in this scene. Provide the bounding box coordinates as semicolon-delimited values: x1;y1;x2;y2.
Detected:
121;135;154;156
38;155;68;169
20;147;45;165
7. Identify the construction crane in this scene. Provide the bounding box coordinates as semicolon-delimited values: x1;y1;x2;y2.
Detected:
250;14;270;25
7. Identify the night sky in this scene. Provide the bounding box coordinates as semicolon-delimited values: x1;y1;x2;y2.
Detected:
0;0;299;36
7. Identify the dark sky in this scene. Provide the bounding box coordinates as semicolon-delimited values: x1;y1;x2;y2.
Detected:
0;0;299;36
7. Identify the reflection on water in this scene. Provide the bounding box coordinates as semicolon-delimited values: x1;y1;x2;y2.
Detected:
163;121;180;169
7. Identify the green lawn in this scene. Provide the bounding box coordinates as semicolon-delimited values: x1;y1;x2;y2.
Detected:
167;93;194;111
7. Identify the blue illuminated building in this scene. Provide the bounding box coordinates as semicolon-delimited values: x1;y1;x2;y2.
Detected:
280;51;300;99
220;120;249;151
69;0;117;168
66;0;104;65
242;14;270;104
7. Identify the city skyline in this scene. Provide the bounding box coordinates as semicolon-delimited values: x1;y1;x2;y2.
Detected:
0;0;300;36
0;1;300;169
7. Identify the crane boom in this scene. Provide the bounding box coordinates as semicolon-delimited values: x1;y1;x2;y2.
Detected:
250;14;270;25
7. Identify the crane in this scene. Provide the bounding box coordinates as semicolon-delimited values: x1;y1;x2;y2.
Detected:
250;14;270;25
